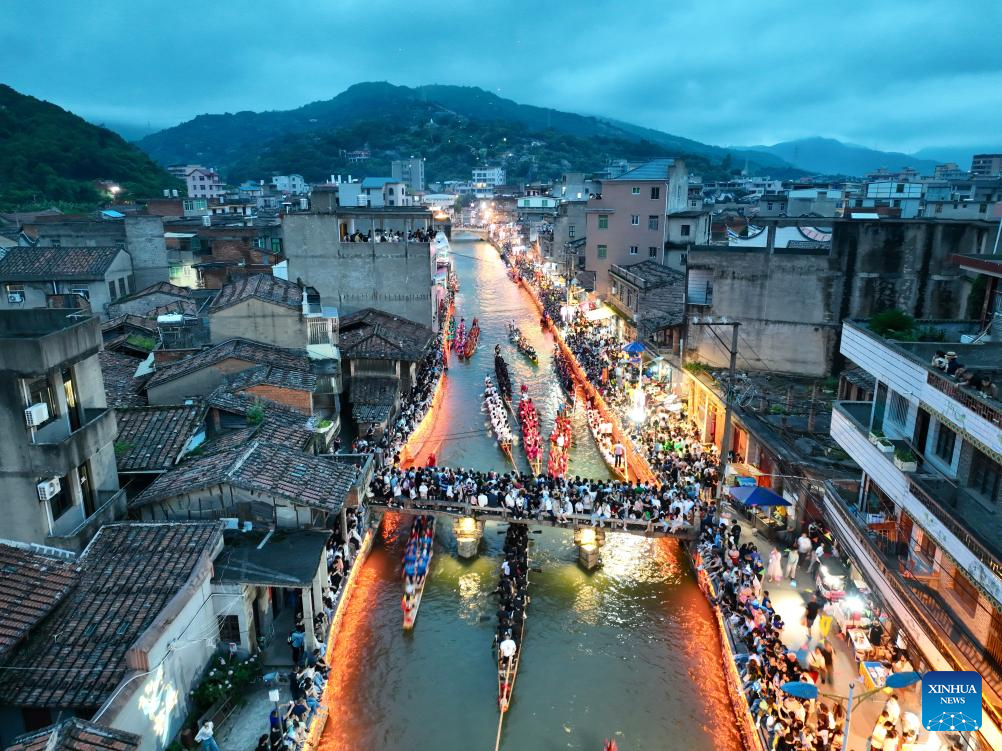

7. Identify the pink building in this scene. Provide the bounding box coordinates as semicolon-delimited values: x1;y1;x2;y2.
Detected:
583;158;688;295
185;167;225;200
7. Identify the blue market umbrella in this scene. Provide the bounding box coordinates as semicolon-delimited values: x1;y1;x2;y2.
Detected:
622;340;646;354
885;671;923;689
728;486;792;507
780;682;819;700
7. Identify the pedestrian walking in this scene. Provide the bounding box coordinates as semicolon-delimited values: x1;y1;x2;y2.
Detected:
785;548;800;580
194;721;220;751
804;595;820;633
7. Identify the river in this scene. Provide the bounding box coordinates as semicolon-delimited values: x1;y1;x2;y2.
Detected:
319;235;743;751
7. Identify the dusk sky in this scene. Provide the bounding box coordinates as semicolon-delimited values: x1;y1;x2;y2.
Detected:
5;1;1002;152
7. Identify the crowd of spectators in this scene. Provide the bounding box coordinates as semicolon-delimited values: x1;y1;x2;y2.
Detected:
341;228;437;243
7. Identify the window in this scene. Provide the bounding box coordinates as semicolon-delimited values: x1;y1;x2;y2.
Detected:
48;475;73;520
933;424;956;462
650;187;661;200
888;391;909;426
629;245;638;255
631;187;640;195
648;215;659;230
116;278;126;299
598;215;608;229
218;614;241;644
568;225;576;239
6;283;24;303
271;238;282;254
679;253;687;265
968;448;1001;501
681;224;691;237
25;376;56;427
648;246;657;258
108;281;117;300
630;215;640;225
69;287;89;301
597;244;607;259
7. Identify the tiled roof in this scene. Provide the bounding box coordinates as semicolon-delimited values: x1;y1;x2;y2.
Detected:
5;718;142;751
0;246;123;281
207;386;314;450
210;273;303;312
114;405;203;472
147;338;309;389
228;364;317;393
339;308;433;361
353;403;393;423
98;351;148;408
117;281;191;302
0;545;78;659
131;442;357;513
0;523;222;709
350;376;399;405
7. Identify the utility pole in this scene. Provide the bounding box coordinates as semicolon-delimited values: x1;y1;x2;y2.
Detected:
717;322;741;497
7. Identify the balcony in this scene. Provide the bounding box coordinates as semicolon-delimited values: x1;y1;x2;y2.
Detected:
46;487;127;553
831;400;1002;606
29;408;117;478
822;480;1002;719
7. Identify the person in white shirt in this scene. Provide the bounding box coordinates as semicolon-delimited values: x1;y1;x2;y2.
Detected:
499;633;517;660
883;693;901;725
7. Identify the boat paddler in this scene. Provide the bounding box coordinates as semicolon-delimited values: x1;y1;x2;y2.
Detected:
499;632;517;661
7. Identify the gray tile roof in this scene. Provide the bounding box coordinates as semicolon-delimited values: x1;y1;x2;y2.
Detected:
207;386;315;449
350;376;399;405
147;338;309;389
130;442;357;514
228;364;317;393
6;718;142;751
210;273;303;312
0;544;78;659
114;405;203;472
98;351;148;407
0;246;123;281
339;308;433;361
0;523;221;709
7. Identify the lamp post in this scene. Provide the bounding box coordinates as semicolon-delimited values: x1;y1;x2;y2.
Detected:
689;317;741;497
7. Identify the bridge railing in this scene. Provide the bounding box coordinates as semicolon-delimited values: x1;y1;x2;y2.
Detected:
367;495;697;539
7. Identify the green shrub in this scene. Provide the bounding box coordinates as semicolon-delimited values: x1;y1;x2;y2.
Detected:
684;361;708;374
869;309;915;340
246;403;265;426
894;447;916;463
191;653;262;713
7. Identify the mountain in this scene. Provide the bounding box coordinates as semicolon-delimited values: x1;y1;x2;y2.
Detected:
738;137;941;178
911;146;1002;170
0;84;182;210
137;82;802;182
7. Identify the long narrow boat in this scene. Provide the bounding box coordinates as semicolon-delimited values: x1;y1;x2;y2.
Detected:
585;407;628;482
552;346;576;404
497;524;529;714
483;375;516;466
507;322;538;364
462;317;480;359
546;403;573;478
517;385;543;476
454;318;467;354
494;347;514;412
402;515;435;629
442;303;455;363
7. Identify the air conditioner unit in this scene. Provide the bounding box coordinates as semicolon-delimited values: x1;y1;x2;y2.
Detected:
37;477;61;502
220;517;240;530
24;402;50;427
7;292;23;303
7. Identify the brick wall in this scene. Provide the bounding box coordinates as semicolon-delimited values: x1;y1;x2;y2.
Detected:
241;384;312;415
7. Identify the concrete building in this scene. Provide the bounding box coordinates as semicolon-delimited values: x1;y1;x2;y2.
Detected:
971;153;1002;177
21;214;169;291
607;260;685;349
0;246;135;318
271;174;308;195
0;310;123;552
185;167;225;199
582;158;689;294
472;167;505;187
551;172;600;202
664;210;710;269
0;522;223;750
282;208;441;329
685;217;996;377
861;180;924;218
392;158;426;192
829;317;1002;747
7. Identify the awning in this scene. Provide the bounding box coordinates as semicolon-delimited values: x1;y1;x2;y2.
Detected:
728;486;791;507
584;305;615;322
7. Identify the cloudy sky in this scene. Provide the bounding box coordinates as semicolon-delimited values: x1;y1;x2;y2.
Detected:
5;1;1001;152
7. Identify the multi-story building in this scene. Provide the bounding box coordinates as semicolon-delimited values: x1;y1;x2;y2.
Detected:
185;166;225;199
861;180;924;218
271;174;308;195
829;309;1002;748
972;154;1002;178
392;158;426;192
472;167;506;187
282;207;443;329
582;158;688;294
0;309;123;552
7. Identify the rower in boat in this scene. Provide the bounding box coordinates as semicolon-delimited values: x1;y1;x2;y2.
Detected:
494;347;514;409
483;375;516;465
462;317;480;359
517;385;543;475
454;317;467;353
402;515;435;629
495;523;529;713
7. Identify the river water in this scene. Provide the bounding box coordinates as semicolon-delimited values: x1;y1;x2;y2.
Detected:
319;236;743;751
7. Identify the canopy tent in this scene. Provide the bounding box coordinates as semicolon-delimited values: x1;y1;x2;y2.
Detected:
728;486;792;507
622;340;646;354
